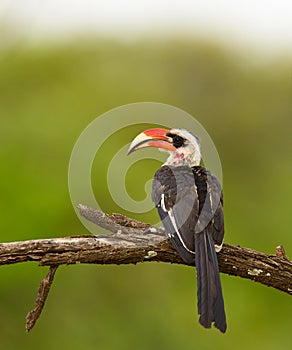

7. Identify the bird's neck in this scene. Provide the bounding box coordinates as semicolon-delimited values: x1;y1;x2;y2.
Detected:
164;151;201;167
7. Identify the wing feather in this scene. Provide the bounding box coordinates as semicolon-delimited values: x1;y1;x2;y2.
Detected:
152;166;198;264
152;165;226;332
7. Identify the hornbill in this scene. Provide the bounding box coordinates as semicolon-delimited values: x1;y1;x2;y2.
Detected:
128;128;227;333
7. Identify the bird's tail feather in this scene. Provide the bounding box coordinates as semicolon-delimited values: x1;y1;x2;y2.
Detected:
195;228;227;333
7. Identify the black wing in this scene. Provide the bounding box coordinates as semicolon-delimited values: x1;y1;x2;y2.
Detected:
152;165;198;264
152;165;226;333
193;166;224;248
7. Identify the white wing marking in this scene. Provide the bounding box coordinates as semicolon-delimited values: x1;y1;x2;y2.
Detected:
214;242;223;253
168;208;195;255
160;193;167;212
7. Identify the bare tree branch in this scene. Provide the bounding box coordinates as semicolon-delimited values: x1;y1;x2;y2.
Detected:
0;204;291;295
0;204;291;331
25;266;58;332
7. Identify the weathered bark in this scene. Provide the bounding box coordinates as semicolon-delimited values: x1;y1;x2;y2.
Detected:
0;204;291;295
25;266;58;332
0;204;291;331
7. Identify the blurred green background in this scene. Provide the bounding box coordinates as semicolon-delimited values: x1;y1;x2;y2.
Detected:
0;25;292;350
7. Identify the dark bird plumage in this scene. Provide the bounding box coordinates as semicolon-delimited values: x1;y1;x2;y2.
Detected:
128;127;227;333
152;165;226;332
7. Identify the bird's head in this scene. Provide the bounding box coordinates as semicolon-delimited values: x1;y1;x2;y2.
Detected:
128;128;201;167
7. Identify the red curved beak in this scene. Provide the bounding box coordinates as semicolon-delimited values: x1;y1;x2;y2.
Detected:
128;128;176;155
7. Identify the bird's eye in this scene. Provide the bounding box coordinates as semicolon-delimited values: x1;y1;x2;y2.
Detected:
172;135;184;148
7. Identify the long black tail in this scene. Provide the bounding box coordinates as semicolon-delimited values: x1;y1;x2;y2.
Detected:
195;228;227;333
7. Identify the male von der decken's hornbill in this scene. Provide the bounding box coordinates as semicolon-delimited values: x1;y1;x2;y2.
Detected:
128;128;227;333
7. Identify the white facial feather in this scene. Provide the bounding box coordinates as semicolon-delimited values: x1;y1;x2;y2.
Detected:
164;128;201;167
